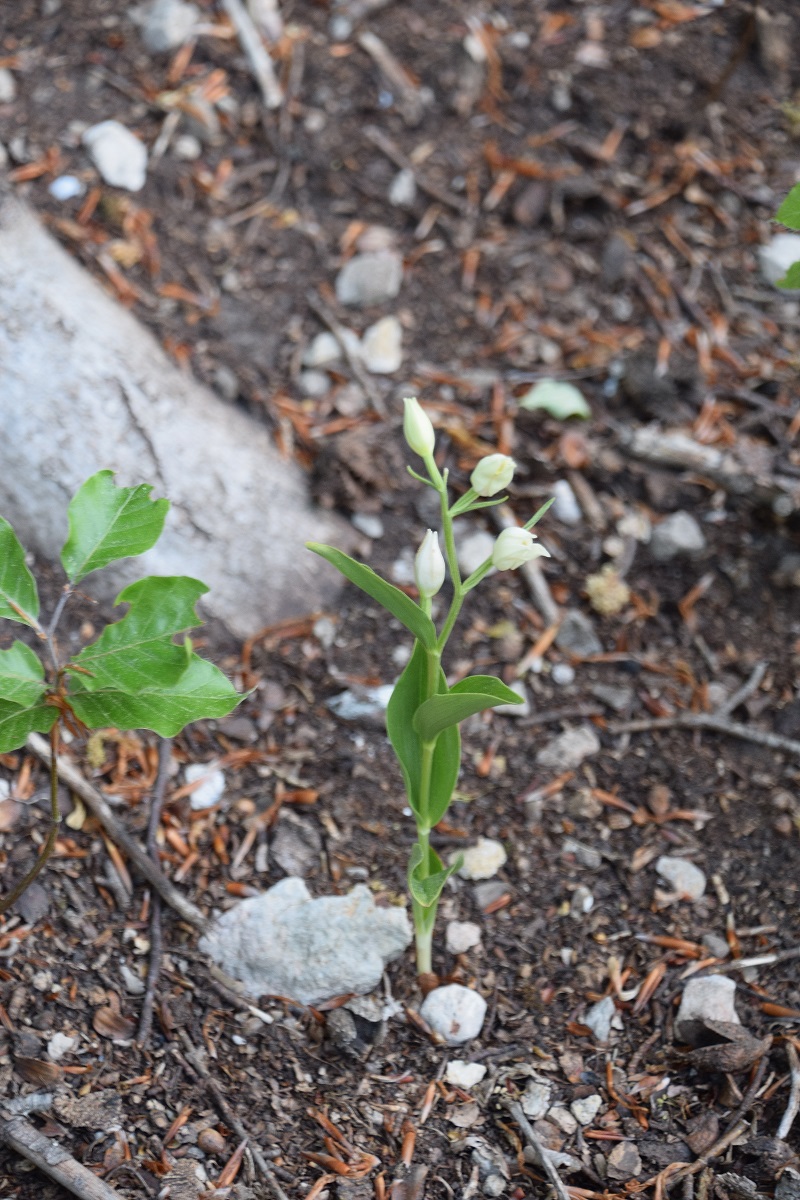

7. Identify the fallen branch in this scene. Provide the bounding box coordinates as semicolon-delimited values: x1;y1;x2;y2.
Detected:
221;0;283;109
0;1105;121;1200
26;733;208;933
177;1029;290;1200
500;1098;571;1200
608;711;800;760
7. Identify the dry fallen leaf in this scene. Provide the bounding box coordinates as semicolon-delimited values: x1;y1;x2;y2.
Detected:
14;1056;63;1087
93;1005;136;1042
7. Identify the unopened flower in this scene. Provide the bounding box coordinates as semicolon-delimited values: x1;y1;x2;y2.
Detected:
403;397;435;459
471;454;516;497
491;527;550;571
415;529;446;598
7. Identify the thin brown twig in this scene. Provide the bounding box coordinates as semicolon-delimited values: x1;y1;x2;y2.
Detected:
136;738;172;1047
25;732;208;932
778;1041;800;1140
177;1029;290;1200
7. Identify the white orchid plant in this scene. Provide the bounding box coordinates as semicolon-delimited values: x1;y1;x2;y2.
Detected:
308;399;552;977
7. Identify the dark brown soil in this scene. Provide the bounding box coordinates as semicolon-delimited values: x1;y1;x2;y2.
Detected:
1;1;800;1198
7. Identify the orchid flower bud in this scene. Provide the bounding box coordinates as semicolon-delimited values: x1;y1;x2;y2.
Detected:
415;529;446;598
491;527;551;571
470;453;516;497
403;397;435;459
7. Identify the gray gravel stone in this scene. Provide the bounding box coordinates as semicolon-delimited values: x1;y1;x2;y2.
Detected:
759;233;800;288
419;984;487;1045
521;1080;551;1119
335;251;403;307
656;855;706;901
570;1094;603;1126
650;511;706;561
674;975;740;1045
583;995;616;1042
551;479;582;525
82;121;147;191
555;610;602;657
537;725;600;770
607;1141;642;1180
446;921;482;954
133;0;200;52
270;813;322;877
0;69;18;103
199;878;412;1005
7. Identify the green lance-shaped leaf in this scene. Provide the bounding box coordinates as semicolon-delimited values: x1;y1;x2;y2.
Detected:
307;544;437;651
0;518;40;627
68;653;243;737
776;183;800;232
0;699;58;754
386;641;460;828
777;261;800;290
0;642;47;707
408;842;462;909
61;471;170;584
70;576;207;693
413;675;523;742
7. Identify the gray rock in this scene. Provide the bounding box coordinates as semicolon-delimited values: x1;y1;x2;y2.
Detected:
82;121;147;192
49;175;84;202
389;168;417;207
555;610;602;657
521;1080;551;1119
302;329;360;367
562;837;602;870
174;134;202;161
0;69;17;104
702;933;730;960
537;725;601;770
551;479;582;525
569;885;594;918
457;838;507;881
548;1106;578;1134
551;662;575;686
483;1176;506;1197
446;920;482;955
351;512;384;539
270;813;322;877
656;856;706;901
674;975;740;1046
601;233;631;287
650;512;706;562
583;995;616;1042
419;984;487;1045
606;1141;642;1180
361;315;402;374
335;251;403;307
133;0;200;53
185;762;225;812
590;682;633;712
776;1168;800;1200
570;1094;602;1126
327;684;393;723
759;233;800;288
473;880;509;910
199;878;412;1006
299;369;330;398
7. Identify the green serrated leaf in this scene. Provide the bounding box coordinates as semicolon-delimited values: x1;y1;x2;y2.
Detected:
0;699;58;754
386;641;460;827
413;675;523;741
60;470;169;584
307;544;436;650
408;842;461;909
519;379;591;420
68;654;244;736
777;260;800;290
70;576;208;693
0;518;40;627
776;183;800;231
0;642;47;707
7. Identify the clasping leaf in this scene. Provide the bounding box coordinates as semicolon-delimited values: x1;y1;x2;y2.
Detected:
412;675;523;742
408;842;462;909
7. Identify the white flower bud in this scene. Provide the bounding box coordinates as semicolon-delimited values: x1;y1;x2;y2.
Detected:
415;529;446;598
470;453;516;497
403;397;435;459
491;527;551;571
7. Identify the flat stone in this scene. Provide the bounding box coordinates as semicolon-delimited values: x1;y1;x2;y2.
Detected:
185;762;226;811
702;933;730;960
551;479;582;525
607;1141;642;1180
555;610;602;658
335;251;403;307
445;1060;487;1088
302;329;360;367
270;812;322;877
389;168;417;207
650;512;706;562
656;856;706;901
583;995;616;1042
133;0;200;52
548;1106;578;1134
199;878;412;1006
420;984;487;1045
674;976;740;1046
82;121;147;192
0;69;17;103
299;369;330;398
537;725;600;770
759;233;800;288
521;1080;551;1119
570;1094;603;1126
446;920;482;954
590;682;634;712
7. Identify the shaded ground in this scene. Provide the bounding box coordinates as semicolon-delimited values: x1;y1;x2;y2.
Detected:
1;1;800;1198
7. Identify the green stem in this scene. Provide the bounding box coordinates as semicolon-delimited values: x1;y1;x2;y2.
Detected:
0;723;61;915
414;902;434;976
